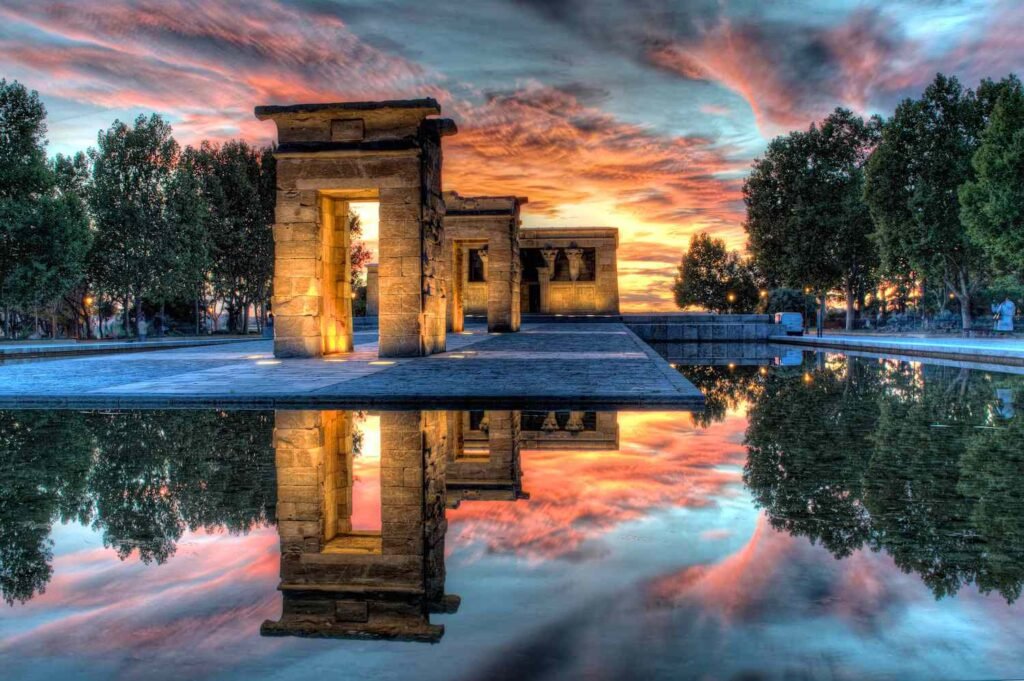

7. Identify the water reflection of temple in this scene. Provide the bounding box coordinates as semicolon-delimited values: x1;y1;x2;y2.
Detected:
262;409;620;642
261;411;457;642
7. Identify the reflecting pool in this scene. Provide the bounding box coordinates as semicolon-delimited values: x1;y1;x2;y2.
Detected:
1;352;1023;680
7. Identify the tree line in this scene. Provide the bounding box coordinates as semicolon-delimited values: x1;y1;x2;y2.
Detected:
0;78;278;338
675;72;1024;332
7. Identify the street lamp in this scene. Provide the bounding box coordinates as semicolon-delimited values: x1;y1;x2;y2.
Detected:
83;295;94;339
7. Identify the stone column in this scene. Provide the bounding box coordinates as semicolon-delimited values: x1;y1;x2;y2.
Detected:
478;247;489;281
538;248;558;315
365;264;379;317
565;248;583;282
447;246;463;333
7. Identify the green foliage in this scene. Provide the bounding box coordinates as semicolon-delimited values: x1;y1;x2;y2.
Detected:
0;409;275;603
0;78;50;200
673;364;765;427
864;74;1018;328
183;141;274;332
744;108;879;312
744;357;1024;602
758;287;816;319
88;114;180;312
0;81;90;332
673;232;759;312
960;75;1024;277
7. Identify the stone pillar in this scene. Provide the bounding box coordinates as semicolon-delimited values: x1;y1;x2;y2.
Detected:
365;263;379;317
539;248;558;314
596;241;620;314
449;246;465;333
565;411;585;432
256;99;457;358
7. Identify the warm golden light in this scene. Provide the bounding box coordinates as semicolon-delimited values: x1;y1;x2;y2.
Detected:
369;360;395;366
727;292;736;302
803;372;813;383
83;296;94;306
759;290;768;298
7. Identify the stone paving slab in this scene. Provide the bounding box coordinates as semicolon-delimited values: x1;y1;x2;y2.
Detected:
0;336;256;360
772;333;1024;367
0;323;703;409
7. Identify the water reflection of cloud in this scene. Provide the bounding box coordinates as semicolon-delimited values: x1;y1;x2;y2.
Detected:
447;411;749;560
1;529;282;679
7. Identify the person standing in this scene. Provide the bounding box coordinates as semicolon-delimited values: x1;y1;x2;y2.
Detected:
992;296;1016;333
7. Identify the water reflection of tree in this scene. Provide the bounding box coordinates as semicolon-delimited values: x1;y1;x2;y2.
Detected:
743;357;1024;603
0;410;275;604
674;365;766;427
0;411;93;604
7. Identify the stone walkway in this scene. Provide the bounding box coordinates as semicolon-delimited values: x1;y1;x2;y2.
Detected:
0;323;703;409
772;333;1024;367
0;336;255;359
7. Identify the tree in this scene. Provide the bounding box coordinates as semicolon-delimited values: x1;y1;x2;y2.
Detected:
745;108;879;331
0;81;91;338
162;157;211;333
960;75;1024;278
0;79;49;336
673;232;759;312
89;114;179;336
349;212;373;287
184;141;274;333
758;287;816;320
865;74;1017;331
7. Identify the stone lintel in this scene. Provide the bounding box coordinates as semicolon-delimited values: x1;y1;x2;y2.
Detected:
275;140;421;155
443;191;527;216
255;98;441;118
520;227;618;246
256;98;455;147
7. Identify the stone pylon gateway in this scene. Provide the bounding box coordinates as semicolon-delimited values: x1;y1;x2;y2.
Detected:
256;99;456;358
443;192;527;333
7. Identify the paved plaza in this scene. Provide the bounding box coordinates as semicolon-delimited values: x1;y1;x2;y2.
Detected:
0;322;703;409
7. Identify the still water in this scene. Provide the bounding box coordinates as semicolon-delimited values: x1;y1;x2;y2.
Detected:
1;352;1023;680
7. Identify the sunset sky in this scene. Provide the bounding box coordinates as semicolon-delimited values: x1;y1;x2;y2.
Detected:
1;1;1022;309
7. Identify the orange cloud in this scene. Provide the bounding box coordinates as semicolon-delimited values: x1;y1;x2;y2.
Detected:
446;411;749;560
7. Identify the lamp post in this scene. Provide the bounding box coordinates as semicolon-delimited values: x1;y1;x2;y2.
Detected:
83;295;94;339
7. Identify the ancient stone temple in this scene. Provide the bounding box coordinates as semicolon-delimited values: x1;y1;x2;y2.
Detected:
443;192;527;333
519;228;620;315
446;410;528;505
255;99;456;358
262;410;459;642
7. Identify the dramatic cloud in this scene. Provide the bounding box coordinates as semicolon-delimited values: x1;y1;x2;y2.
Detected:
0;0;1020;309
446;410;749;560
